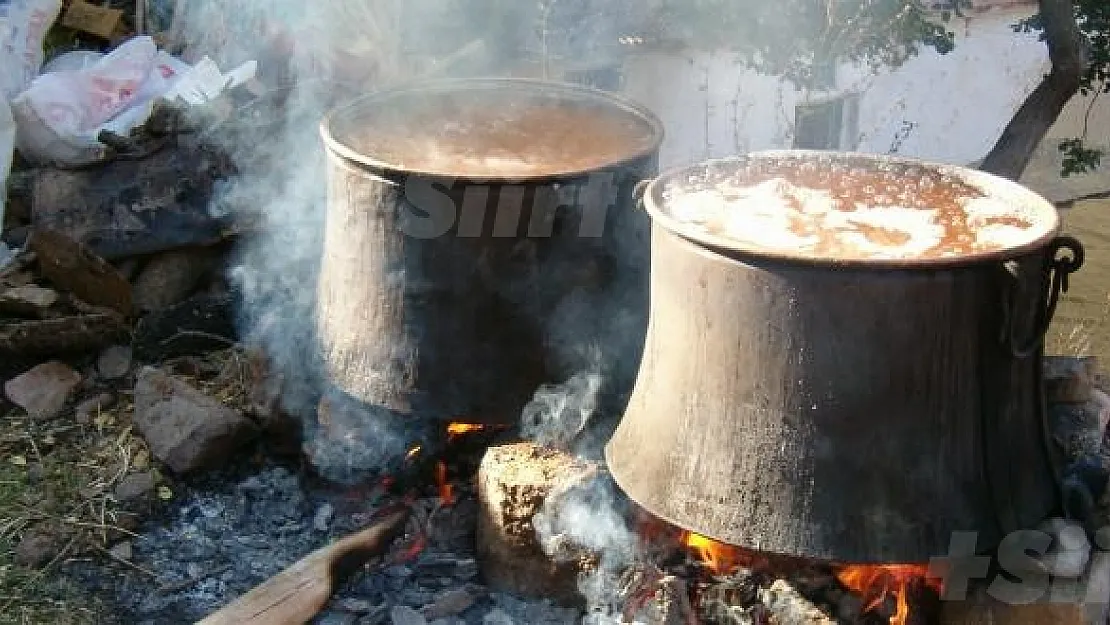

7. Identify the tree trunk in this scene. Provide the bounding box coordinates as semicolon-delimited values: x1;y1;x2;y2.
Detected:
979;0;1087;180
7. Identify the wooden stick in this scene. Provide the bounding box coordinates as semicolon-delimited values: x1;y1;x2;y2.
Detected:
196;509;409;625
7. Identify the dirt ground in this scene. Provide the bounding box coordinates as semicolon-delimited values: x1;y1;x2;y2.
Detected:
1021;145;1110;361
1045;199;1110;359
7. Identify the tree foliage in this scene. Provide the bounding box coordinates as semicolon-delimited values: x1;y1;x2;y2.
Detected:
1016;0;1110;176
652;0;969;85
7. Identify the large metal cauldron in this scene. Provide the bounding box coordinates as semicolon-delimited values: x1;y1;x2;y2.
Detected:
317;79;662;427
605;151;1084;563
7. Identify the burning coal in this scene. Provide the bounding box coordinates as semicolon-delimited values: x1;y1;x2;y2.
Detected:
836;565;942;625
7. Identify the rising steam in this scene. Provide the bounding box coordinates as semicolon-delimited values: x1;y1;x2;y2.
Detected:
173;0;652;480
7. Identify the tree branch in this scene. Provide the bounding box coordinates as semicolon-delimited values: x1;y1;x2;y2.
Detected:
979;0;1088;180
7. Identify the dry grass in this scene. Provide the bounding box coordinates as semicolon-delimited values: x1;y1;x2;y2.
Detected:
0;398;150;624
0;347;257;624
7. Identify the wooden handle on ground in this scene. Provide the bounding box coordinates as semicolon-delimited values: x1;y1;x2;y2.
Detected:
196;508;410;625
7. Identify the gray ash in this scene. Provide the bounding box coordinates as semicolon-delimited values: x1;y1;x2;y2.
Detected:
63;459;580;625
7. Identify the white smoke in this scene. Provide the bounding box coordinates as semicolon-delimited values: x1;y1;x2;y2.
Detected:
521;368;603;450
166;0;649;480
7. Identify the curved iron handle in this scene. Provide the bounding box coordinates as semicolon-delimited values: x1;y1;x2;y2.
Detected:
1006;235;1085;358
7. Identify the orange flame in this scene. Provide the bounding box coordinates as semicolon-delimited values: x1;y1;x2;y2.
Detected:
835;564;939;625
680;531;743;576
446;422;486;441
436;461;454;505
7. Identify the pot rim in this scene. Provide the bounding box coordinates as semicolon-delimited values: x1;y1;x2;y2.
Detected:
319;77;665;182
641;150;1063;269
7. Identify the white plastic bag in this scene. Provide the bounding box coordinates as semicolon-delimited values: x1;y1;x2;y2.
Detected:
42;49;104;73
0;0;64;99
11;35;190;166
0;0;61;260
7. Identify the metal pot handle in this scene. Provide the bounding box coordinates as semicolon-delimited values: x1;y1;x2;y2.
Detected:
1004;235;1085;358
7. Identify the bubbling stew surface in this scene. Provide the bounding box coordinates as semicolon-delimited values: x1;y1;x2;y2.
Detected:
337;89;659;178
657;156;1058;262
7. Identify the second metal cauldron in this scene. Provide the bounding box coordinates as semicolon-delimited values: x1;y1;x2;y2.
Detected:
605;151;1083;563
317;79;663;428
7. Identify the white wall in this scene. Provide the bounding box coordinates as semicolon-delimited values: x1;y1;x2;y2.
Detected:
620;8;1048;171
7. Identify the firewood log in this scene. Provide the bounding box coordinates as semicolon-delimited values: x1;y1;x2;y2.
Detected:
195;508;409;625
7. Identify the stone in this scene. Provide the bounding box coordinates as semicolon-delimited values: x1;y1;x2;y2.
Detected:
336;598;375;614
109;541;133;561
114;471;156;505
31;142;230;260
0;285;58;317
131;248;217;312
4;361;83;418
14;528;64;568
96;345;133;380
314;502;335;532
317;613;358;625
423;588;477;620
627;575;695;625
1045;356;1099;405
481;609;514;625
758;580;837;624
390;605;428;625
132;367;258;474
1051;403;1105;458
74;392;115;423
475;442;600;607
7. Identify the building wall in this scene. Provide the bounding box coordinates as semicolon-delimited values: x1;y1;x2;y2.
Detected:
619;8;1049;171
1047;92;1110;147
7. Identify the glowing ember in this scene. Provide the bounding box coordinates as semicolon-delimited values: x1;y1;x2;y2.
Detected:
436;461;454;505
836;564;940;625
446;422;487;441
395;533;427;563
681;531;744;576
405;445;422;461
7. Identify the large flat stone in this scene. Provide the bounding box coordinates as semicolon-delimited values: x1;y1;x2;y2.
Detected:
132;367;257;474
31;141;232;261
4;361;83;418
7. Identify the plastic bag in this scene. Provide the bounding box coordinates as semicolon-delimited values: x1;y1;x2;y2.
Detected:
11;35;190;166
0;0;64;99
42;49;104;73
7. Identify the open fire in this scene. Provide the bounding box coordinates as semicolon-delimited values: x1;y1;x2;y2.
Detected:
670;523;942;624
836;565;941;625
